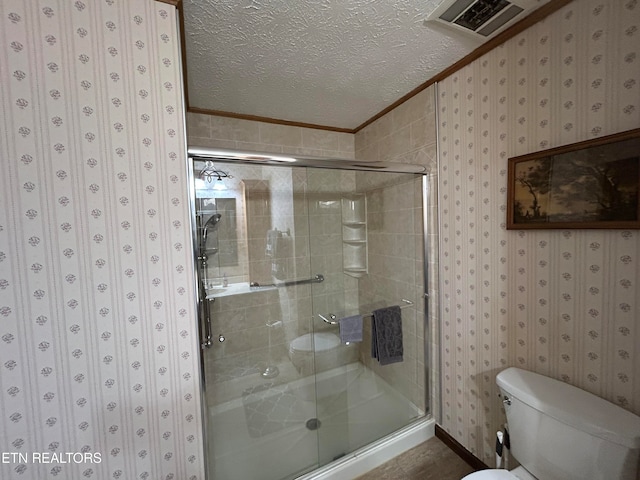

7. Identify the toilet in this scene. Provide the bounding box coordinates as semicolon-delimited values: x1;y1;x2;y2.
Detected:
288;332;358;376
463;367;640;480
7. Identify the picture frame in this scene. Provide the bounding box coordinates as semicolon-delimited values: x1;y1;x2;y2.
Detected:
507;128;640;229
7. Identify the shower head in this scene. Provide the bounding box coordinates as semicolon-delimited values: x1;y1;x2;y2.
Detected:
202;213;222;243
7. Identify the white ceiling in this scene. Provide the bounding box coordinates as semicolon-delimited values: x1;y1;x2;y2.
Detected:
182;0;546;131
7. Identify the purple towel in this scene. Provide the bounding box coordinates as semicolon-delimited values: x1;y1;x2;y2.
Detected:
339;314;363;343
371;306;403;365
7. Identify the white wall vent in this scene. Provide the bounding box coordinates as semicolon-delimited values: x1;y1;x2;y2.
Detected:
426;0;542;39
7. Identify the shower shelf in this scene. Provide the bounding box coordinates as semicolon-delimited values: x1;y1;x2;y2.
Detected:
341;195;367;278
343;269;367;278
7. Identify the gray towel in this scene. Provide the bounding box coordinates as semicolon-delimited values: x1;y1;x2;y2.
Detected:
371;306;403;365
339;314;363;343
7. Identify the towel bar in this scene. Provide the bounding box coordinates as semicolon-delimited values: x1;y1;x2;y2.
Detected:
318;298;414;325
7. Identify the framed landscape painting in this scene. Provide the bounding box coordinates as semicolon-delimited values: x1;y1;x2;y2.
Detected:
507;128;640;229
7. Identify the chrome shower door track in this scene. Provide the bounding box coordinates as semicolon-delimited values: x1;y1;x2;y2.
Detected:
188;146;428;174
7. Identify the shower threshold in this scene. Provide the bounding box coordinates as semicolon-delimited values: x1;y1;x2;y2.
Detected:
207;362;429;480
296;416;435;480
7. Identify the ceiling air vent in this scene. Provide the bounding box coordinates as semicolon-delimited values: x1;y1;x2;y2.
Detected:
426;0;540;38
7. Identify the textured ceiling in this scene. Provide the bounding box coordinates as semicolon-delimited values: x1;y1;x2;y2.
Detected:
182;0;543;130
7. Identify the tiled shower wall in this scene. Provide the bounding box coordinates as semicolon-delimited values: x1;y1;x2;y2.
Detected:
438;0;640;466
354;87;439;416
0;1;203;479
203;164;362;406
187;111;357;333
189;115;360;402
188;111;439;418
356;174;427;411
187;112;355;159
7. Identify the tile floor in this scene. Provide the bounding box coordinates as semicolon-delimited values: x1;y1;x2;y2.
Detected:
355;436;476;480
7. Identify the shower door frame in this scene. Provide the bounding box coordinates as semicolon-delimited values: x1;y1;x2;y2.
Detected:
187;147;432;480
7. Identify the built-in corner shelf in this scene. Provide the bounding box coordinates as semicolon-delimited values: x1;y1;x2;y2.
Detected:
341;194;368;278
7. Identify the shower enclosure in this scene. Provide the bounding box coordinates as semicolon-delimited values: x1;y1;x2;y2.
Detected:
188;148;432;480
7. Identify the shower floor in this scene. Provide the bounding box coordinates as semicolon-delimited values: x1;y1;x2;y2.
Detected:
207;362;423;480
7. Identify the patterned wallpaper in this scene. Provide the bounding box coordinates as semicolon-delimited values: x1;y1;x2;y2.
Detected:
0;1;203;479
438;0;640;466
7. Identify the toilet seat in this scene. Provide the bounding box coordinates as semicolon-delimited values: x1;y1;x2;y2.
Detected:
288;332;356;376
462;470;518;480
289;332;340;352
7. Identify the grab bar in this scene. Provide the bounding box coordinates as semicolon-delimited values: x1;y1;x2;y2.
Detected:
318;298;414;325
250;274;324;289
280;274;324;287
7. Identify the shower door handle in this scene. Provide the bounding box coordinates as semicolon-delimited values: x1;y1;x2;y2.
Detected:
200;294;214;349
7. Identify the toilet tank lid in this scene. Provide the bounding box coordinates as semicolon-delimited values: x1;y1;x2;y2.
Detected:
497;367;640;449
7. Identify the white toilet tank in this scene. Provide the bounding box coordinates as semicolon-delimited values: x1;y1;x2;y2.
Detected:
497;367;640;480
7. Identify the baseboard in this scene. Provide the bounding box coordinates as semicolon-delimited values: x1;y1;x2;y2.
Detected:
435;424;489;471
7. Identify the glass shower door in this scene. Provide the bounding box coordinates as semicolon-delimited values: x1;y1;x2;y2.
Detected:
193;160;325;480
190;158;427;480
307;168;426;466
